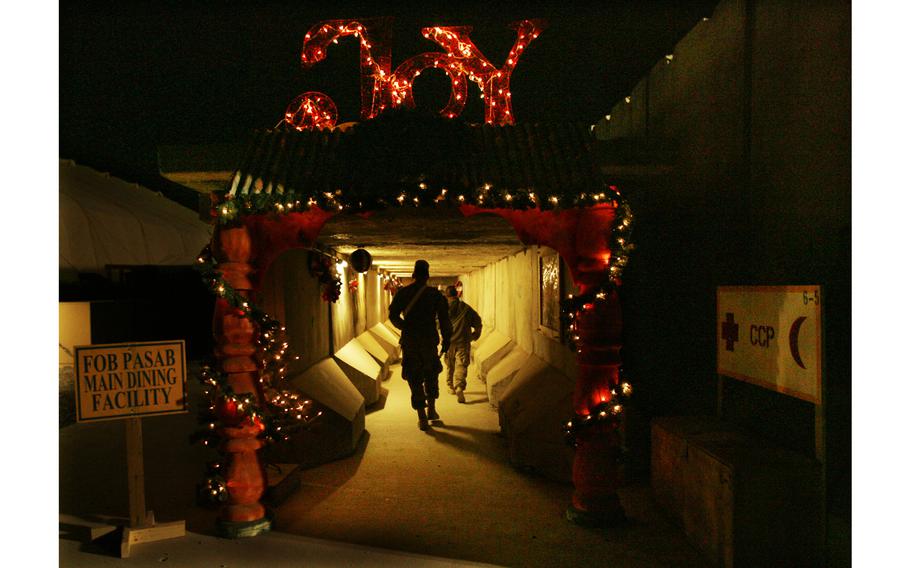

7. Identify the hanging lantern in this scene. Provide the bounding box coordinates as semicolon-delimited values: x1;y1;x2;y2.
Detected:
350;248;372;273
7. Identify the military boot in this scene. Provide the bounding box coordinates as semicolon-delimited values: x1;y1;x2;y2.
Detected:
417;408;429;431
456;388;466;404
426;400;440;420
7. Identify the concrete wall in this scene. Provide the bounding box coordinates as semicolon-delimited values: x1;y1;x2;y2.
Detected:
262;249;392;368
595;0;850;499
260;248;331;372
458;246;582;479
331;263;358;352
460;245;577;376
260;249;388;467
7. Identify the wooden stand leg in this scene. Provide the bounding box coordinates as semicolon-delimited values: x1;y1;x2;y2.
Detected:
125;417;148;529
120;417;185;558
121;520;186;559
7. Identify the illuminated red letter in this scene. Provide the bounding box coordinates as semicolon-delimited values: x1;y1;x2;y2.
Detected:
423;19;546;124
387;52;468;118
284;18;545;127
284;91;338;130
295;18;393;121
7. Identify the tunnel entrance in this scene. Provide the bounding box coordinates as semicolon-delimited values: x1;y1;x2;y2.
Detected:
198;117;634;537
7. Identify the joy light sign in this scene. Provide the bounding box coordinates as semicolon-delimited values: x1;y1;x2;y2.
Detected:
284;18;546;129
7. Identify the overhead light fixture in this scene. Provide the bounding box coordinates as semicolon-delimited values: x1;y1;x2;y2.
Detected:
350;247;373;273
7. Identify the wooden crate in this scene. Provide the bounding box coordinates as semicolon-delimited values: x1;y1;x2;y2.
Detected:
652;416;823;567
651;416;733;524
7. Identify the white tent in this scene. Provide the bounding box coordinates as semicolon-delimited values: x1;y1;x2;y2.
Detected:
59;161;214;413
59;160;212;273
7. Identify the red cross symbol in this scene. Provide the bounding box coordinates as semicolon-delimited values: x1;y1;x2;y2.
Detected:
721;312;739;352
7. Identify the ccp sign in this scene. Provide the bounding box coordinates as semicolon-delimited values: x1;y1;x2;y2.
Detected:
717;286;822;404
74;341;188;422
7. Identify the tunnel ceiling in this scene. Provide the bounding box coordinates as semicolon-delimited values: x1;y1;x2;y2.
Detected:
318;206;525;278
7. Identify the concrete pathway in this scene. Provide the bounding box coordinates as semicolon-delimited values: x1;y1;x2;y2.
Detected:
272;366;708;568
58;363;708;567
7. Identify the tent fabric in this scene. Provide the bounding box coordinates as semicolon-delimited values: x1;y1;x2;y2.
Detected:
59;160;212;273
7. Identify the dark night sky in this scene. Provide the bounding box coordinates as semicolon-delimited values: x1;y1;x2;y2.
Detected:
59;0;717;194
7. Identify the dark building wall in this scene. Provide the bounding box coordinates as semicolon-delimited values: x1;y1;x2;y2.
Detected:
597;0;850;505
81;266;215;361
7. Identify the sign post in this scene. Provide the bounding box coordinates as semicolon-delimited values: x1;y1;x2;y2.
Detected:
74;340;188;558
716;285;826;558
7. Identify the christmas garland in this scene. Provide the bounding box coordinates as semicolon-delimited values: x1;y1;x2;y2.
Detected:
306;250;343;302
382;273;402;294
563;371;634;449
212;177;633;224
560;194;634;343
192;244;323;505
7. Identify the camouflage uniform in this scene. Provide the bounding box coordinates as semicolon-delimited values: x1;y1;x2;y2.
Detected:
444;298;482;394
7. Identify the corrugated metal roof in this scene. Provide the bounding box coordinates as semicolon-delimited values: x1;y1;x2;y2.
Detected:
227;119;602;203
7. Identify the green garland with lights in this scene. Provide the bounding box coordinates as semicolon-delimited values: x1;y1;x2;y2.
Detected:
559;194;634;338
212;182;631;223
192;244;323;505
563;369;634;450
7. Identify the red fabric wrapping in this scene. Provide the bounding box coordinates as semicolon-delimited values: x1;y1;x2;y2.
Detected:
241;208;337;290
459;203;616;292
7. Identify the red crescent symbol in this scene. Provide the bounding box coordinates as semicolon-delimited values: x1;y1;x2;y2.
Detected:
789;316;807;369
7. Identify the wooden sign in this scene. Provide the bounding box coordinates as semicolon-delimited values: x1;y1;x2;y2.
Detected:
716;286;822;404
72;340;188;556
74;340;187;423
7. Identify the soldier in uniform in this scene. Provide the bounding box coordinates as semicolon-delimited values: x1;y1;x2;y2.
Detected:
444;285;483;403
389;260;452;430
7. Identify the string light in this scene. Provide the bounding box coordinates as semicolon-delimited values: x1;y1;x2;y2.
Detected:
284;91;338;130
563;368;635;449
287;18;546;125
297;20;391;120
192;249;324;483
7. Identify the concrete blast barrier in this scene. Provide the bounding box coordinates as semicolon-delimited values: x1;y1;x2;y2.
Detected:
334;338;383;406
471;330;513;385
485;345;530;408
382;319;401;338
368;322;401;363
498;355;575;483
356;330;392;380
263;358;365;468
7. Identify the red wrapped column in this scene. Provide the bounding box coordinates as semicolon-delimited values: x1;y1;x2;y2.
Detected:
567;292;625;524
211;225;270;537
